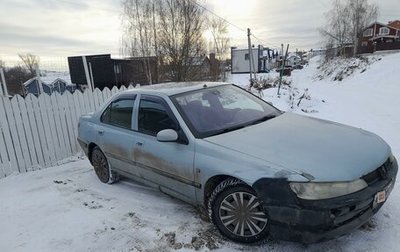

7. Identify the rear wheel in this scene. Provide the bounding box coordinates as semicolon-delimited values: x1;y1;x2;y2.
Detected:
91;147;118;184
208;178;269;243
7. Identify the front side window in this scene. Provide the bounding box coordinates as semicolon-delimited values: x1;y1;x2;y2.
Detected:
101;99;135;129
138;99;178;136
172;85;280;138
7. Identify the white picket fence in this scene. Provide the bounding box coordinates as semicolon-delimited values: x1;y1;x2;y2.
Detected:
0;85;131;178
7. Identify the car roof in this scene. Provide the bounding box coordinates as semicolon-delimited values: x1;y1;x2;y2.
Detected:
117;81;231;97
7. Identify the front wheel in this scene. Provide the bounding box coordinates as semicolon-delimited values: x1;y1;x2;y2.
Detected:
208;178;269;243
91;146;118;184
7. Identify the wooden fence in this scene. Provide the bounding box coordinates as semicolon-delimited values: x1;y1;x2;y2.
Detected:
0;85;131;178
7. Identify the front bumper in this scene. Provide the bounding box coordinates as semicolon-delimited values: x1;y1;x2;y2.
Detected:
253;156;398;244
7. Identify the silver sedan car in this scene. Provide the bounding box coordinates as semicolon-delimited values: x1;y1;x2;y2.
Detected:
78;82;397;243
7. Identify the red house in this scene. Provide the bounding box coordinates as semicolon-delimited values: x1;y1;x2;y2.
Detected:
359;21;400;54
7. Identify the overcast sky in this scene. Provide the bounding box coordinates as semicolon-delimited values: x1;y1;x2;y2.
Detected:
0;0;399;63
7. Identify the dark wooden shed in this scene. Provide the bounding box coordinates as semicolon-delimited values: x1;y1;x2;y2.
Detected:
68;54;158;90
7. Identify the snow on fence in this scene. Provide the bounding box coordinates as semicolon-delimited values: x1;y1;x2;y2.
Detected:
0;85;131;178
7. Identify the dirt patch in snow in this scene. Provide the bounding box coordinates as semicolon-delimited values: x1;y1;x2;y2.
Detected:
160;227;222;251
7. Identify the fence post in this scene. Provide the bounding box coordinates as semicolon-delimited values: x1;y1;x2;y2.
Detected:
82;56;93;91
0;68;8;97
88;62;95;91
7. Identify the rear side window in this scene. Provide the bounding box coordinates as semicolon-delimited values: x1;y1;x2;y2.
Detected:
101;99;135;129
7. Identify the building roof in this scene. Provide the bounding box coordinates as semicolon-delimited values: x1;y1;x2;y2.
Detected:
50;78;67;85
364;21;400;31
189;56;209;66
23;77;42;86
388;20;400;29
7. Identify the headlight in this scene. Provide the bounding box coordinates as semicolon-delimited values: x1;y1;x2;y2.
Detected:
289;179;368;200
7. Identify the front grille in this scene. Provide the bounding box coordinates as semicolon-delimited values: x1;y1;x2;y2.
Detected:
362;158;391;185
330;198;373;226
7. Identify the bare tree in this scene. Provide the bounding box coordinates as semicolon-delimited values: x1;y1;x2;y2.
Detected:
18;53;40;75
157;0;206;81
348;0;378;56
319;0;351;58
121;0;207;82
122;0;157;84
320;0;378;57
208;17;230;81
4;66;34;96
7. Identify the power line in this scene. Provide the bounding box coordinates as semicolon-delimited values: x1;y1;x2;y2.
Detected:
188;0;246;33
187;0;281;49
57;0;282;49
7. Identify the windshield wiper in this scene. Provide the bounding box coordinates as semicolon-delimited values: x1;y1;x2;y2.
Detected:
222;125;245;133
210;125;245;136
250;114;277;125
209;114;277;137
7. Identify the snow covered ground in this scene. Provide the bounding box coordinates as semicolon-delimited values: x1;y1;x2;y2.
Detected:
1;52;400;251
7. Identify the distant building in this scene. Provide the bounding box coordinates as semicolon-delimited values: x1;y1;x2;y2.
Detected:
231;45;276;74
188;55;211;80
50;78;67;94
23;77;52;96
309;49;326;58
359;21;400;54
67;54;158;90
23;77;76;96
286;55;302;68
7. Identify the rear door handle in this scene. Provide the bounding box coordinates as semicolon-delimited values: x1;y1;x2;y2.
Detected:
136;141;143;146
98;130;104;136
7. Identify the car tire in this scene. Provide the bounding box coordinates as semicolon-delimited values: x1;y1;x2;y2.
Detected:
208;178;269;243
91;146;119;184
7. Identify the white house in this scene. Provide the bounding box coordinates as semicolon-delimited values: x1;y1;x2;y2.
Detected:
286;55;302;68
231;45;276;74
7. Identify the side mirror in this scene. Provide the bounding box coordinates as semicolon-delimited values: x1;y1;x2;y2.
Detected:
156;129;178;142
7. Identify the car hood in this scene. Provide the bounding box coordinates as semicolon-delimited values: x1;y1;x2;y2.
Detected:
205;113;391;182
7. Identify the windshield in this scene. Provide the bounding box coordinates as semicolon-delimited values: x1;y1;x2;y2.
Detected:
172;84;281;138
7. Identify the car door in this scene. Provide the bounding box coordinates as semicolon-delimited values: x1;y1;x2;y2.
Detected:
133;94;197;203
97;95;139;176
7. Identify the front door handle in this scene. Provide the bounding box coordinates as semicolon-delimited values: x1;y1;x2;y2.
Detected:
98;130;104;136
136;141;143;146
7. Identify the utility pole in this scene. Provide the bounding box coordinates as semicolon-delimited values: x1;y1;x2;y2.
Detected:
250;43;257;80
247;28;253;87
277;44;290;95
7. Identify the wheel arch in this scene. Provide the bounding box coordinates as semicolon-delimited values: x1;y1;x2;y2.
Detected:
203;175;248;208
88;142;99;164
